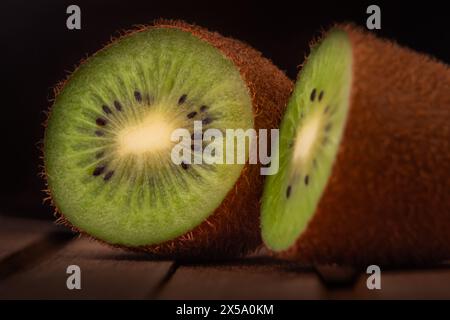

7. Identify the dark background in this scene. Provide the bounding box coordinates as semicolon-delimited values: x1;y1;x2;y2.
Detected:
0;0;448;220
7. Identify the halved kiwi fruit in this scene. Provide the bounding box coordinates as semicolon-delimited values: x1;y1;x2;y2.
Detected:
261;24;450;266
44;20;293;258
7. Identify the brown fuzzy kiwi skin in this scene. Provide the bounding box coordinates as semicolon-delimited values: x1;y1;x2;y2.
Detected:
277;24;450;267
43;20;293;260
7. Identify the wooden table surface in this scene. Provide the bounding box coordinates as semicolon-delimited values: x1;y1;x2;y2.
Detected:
1;215;449;300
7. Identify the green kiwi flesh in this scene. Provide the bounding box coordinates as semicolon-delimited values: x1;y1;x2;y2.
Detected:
261;30;352;251
44;27;254;247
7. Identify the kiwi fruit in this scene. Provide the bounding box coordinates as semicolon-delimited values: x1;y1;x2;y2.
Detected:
261;24;450;266
43;20;293;258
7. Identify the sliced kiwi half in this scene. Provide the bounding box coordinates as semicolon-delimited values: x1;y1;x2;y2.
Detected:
44;21;292;258
261;24;450;266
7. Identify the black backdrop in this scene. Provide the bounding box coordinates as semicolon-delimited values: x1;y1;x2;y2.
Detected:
0;0;448;219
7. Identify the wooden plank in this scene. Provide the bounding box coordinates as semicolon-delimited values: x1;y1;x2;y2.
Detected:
0;216;74;281
315;264;359;288
0;216;63;261
328;265;450;299
4;216;449;299
0;235;174;299
158;257;325;299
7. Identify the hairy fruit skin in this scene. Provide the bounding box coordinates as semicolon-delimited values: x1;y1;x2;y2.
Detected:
44;20;293;259
280;25;450;266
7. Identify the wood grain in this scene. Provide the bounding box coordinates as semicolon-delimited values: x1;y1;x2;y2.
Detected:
0;236;174;299
0;216;74;281
1;216;450;299
0;216;174;299
158;257;325;299
0;216;63;261
327;264;450;299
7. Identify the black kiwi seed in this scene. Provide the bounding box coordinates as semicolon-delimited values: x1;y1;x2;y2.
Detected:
114;100;122;111
134;90;142;102
324;105;330;114
187;111;197;119
318;90;324;101
286;185;292;198
96;118;107;126
181;162;189;170
325;123;333;132
202;117;213;125
93;165;106;176
95;151;104;159
304;175;309;185
102;105;112;114
104;171;114;181
178;94;187;105
200;105;208;112
95;130;104;137
310;88;316;101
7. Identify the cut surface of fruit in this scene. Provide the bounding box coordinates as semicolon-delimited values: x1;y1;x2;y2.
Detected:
261;24;450;266
261;30;353;251
45;27;254;246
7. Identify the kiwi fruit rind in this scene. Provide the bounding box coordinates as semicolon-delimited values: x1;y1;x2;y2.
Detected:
44;20;293;258
261;24;450;266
